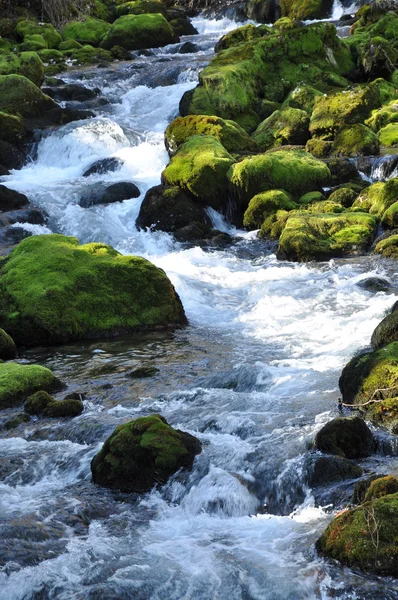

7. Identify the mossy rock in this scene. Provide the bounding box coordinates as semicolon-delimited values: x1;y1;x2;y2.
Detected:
70;45;113;65
168;17;198;37
59;39;83;53
20;34;48;52
38;49;65;65
24;390;55;415
243;189;296;230
282;84;323;115
309;80;396;140
371;310;398;350
298;191;325;205
305;138;333;158
366;100;398;132
0;112;24;143
24;390;83;417
0;234;187;347
280;0;333;20
4;413;30;430
309;455;363;487
339;342;398;406
15;20;61;49
315;416;373;459
328;187;357;208
379;123;398;147
333;124;379;157
273;17;298;32
0;39;12;54
381;202;398;229
356;35;397;81
115;0;168;18
374;234;398;259
317;492;398;576
305;200;344;214
0;329;17;360
0;74;56;117
100;14;177;51
252;107;310;149
162;135;235;210
364;476;398;502
245;0;279;23
215;24;269;53
91;414;202;492
165;115;255;156
352;178;398;218
228;149;330;209
0;362;62;410
0;52;44;87
277;212;377;262
62;18;111;47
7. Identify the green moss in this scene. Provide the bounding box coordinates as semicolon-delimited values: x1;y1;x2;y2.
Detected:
115;0;168;18
215;24;269;52
305;138;333;157
100;13;177;51
164;115;256;156
162;135;234;210
282;84;323;115
4;413;30;430
339;342;398;406
0;234;187;347
315;416;373;458
259;99;280;120
38;49;65;65
15;20;61;49
0;52;44;87
59;39;83;52
24;390;83;417
277;212;377;262
20;34;48;52
259;208;291;239
24;390;55;415
317;493;398;576
228;149;330;208
371;310;398;350
298;191;325;205
366;100;398;132
352;178;398;217
273;17;297;32
379;123;398;147
0;362;62;410
62;18;110;47
0;74;55;117
0;39;12;54
243;189;296;230
0;111;24;143
333;124;379;157
381;201;398;229
328;187;358;208
0;329;17;360
305;200;344;214
252;107;310;149
91;414;201;492
280;0;333;20
364;476;398;502
70;44;112;65
375;234;398;259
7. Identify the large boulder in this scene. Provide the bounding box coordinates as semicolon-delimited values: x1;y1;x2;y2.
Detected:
91;414;202;492
317;492;398;576
162;135;235;210
15;20;62;49
252;107;310;149
0;185;29;211
0;362;62;410
227;149;330;210
332;124;379;157
277;212;377;262
243;189;296;230
0;74;56;118
62;18;111;47
0;234;187;347
315;416;374;459
371;309;398;350
0;52;44;87
100;14;178;51
280;0;333;20
79;182;140;208
308;454;363;487
352;178;398;223
115;0;169;18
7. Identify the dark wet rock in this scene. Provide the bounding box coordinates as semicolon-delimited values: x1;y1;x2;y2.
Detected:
327;157;362;185
44;84;99;103
169;17;198;36
64;392;87;401
136;184;210;232
0;227;32;250
0;185;29;212
83;157;124;177
178;41;199;53
315;417;374;459
371;309;398;349
308;454;363;487
352;474;385;504
0;456;24;479
0;207;48;227
0;140;25;170
128;366;159;378
357;277;392;293
3;413;30;431
173;222;212;242
79;182;140;208
0;328;17;360
91;414;202;492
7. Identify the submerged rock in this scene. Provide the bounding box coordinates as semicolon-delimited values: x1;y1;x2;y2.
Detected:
357;277;392;293
315;416;374;459
79;182;140;208
0;363;62;410
91;414;202;492
83;157;124;177
0;234;187;347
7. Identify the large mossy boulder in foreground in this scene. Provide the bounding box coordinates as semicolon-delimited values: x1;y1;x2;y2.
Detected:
0;234;187;347
0;362;62;410
100;14;177;51
277;212;377;262
315;416;373;459
317;491;398;576
0;75;56;118
91;414;202;492
228;149;330;208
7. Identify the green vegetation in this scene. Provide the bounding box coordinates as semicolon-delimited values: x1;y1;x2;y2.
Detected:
352;179;398;221
0;362;62;409
100;13;177;51
24;390;83;417
62;18;111;46
0;52;44;86
379;123;398;146
333;124;379;156
0;74;56;117
252;107;310;149
243;189;296;230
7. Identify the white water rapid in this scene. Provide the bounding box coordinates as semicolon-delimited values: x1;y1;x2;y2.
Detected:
1;11;398;600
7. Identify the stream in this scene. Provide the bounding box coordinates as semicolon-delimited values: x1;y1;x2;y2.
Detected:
1;6;398;599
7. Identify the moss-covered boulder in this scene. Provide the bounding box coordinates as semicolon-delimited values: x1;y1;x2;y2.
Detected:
356;35;397;81
165;115;255;156
280;0;333;20
277;212;377;262
0;74;56;117
162;135;234;209
309;455;363;487
0;362;62;410
0;329;17;360
0;112;24;144
352;178;398;220
0;52;44;87
24;390;83;417
328;187;357;208
333;124;379;157
15;20;62;49
252;107;310;149
315;416;373;459
62;18;111;47
298;191;325;205
374;234;398;259
0;234;187;347
371;310;398;350
70;44;113;65
364;476;398;502
91;414;202;492
20;34;48;52
317;492;398;576
339;342;398;407
215;24;270;53
100;14;177;51
115;0;168;18
305;200;344;214
366;100;398;132
243;189;296;230
228;149;330;209
282;84;323;115
59;39;83;53
379;123;398;147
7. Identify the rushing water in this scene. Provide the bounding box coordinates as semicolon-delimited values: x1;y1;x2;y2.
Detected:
1;11;398;600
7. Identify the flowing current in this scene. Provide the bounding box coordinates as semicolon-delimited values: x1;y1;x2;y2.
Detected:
1;11;398;600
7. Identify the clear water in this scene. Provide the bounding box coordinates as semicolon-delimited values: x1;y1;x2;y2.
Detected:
1;11;398;600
